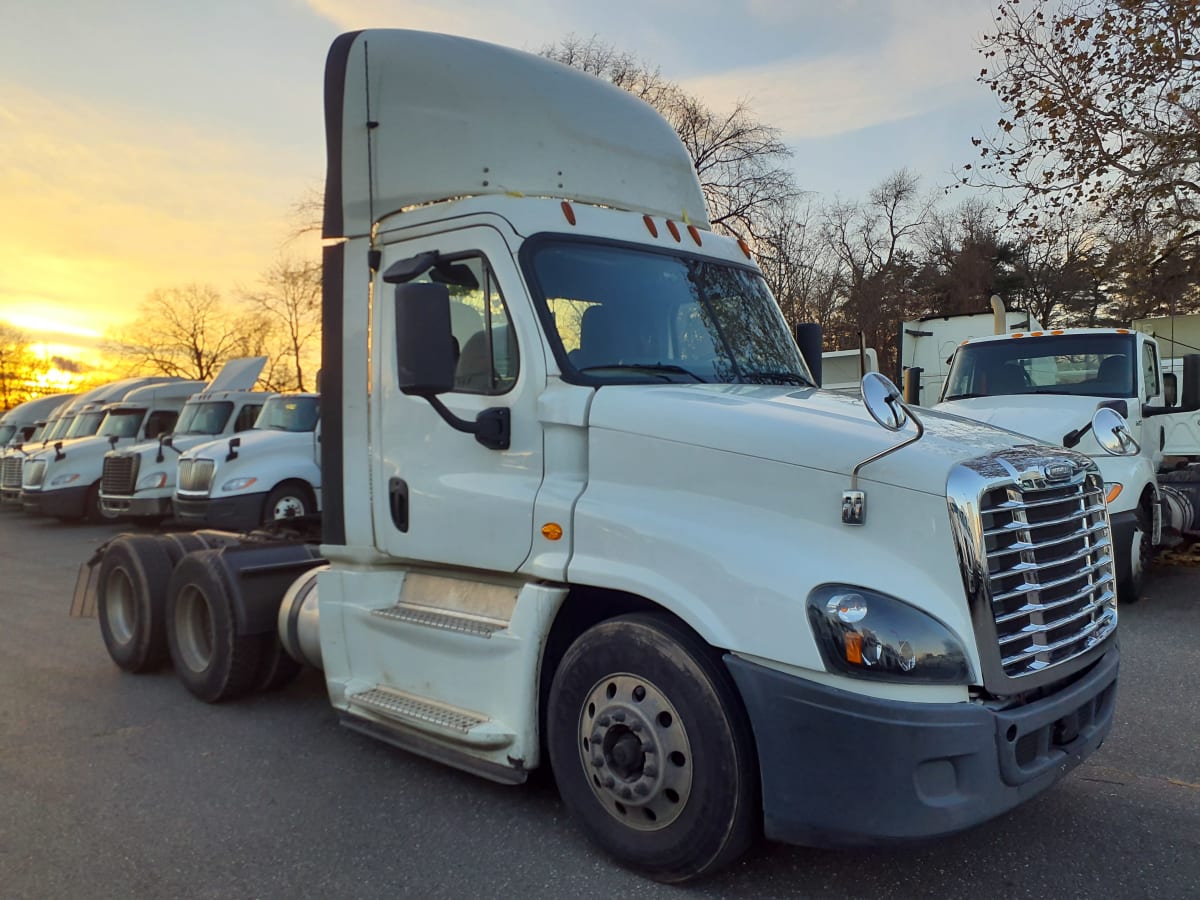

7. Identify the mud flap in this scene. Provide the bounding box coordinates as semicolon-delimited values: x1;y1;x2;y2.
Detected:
69;540;112;618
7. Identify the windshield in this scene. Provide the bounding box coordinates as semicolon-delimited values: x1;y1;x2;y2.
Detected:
65;410;106;439
943;333;1138;401
42;416;72;441
99;408;147;438
0;425;15;445
254;396;320;432
174;401;234;436
526;239;812;386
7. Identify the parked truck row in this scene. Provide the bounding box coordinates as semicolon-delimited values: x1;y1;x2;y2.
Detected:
1;362;321;532
74;30;1129;883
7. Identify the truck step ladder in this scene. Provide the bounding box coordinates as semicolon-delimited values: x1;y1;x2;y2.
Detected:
347;685;513;749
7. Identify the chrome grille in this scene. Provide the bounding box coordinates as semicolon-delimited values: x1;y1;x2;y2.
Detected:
102;454;139;496
1;457;23;490
177;458;215;494
949;447;1118;689
23;459;47;488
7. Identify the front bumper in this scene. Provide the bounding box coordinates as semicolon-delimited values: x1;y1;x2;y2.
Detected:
0;487;22;507
173;492;265;532
21;484;89;519
725;646;1119;847
101;494;173;518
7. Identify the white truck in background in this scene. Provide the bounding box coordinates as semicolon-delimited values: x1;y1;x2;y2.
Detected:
934;325;1200;602
2;379;175;508
0;393;77;449
79;30;1125;882
900;300;1041;405
22;379;204;521
171;392;321;531
100;359;270;523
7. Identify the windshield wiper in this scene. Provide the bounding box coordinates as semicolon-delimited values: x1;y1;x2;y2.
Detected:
739;371;814;387
578;364;707;383
943;392;989;400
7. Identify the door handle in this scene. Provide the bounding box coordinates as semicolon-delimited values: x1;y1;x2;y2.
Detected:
389;477;409;532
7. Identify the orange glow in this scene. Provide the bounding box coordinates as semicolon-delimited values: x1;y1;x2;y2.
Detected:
643;215;658;237
541;522;563;541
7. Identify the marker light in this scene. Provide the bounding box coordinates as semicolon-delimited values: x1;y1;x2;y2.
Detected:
560;201;576;226
1105;482;1123;504
666;219;681;242
541;522;563;541
643;215;658;237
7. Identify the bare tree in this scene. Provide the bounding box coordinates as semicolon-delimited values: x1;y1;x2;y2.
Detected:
0;323;49;411
107;285;263;381
242;257;322;392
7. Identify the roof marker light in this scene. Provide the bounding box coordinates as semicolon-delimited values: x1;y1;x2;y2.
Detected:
737;238;752;259
666;220;681;242
1012;333;1025;338
561;201;576;226
643;215;658;238
687;224;702;246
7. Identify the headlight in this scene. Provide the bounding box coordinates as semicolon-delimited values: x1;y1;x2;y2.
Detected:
1103;482;1123;504
221;477;257;492
137;471;169;490
49;473;81;487
807;585;970;684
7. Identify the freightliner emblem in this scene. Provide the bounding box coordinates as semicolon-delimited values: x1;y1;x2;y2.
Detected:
1043;462;1075;481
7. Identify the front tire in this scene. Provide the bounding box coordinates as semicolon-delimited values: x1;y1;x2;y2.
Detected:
547;613;758;883
84;481;121;524
1117;506;1152;604
263;481;313;525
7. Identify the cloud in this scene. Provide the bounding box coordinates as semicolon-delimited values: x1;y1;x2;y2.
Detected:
679;2;994;140
0;81;319;335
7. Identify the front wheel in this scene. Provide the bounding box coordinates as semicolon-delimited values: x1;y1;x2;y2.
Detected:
547;613;758;883
1117;507;1152;604
263;482;313;525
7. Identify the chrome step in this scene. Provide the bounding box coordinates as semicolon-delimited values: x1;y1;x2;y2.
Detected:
347;686;512;749
371;602;508;638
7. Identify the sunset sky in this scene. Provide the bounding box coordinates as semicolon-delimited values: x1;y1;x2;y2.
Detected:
0;0;1002;376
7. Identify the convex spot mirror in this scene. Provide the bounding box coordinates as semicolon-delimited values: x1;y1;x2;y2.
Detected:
1092;407;1140;456
861;371;907;431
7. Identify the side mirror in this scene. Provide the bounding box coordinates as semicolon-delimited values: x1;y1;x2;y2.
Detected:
1163;372;1177;407
394;283;456;396
861;372;907;431
1092;407;1140;456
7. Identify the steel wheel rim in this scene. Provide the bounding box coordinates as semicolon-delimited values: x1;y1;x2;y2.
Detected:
104;566;136;645
577;672;693;831
174;584;215;673
271;495;304;520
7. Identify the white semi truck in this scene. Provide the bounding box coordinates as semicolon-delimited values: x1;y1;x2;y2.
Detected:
81;30;1124;882
0;392;77;448
22;379;204;521
2;378;175;509
171;392;321;531
934;325;1200;602
99;358;270;523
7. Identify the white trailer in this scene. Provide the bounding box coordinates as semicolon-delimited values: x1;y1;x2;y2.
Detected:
80;30;1121;882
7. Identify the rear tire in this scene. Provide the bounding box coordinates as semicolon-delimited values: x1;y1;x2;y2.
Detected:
97;536;174;672
546;613;758;883
166;552;262;702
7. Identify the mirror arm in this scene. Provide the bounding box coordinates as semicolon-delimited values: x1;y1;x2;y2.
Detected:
424;396;510;451
851;399;925;491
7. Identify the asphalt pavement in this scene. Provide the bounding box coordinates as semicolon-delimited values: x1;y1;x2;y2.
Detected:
1;513;1197;899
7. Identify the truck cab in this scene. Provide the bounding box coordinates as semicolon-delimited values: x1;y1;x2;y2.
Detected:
86;29;1123;882
935;327;1198;600
100;358;269;522
21;379;203;521
172;392;321;531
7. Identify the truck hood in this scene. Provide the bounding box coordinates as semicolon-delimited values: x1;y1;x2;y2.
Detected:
182;428;314;460
587;385;1045;497
934;395;1104;449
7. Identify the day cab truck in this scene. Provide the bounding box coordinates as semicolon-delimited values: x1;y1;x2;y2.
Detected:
99;358;269;523
171;391;321;531
934;325;1200;603
0;392;77;449
2;378;175;509
81;30;1124;882
23;379;204;521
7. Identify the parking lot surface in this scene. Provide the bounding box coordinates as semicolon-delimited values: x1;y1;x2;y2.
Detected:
1;514;1197;899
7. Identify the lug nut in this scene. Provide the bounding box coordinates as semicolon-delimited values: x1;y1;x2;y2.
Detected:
603;776;615;789
612;711;626;723
597;715;611;727
643;764;657;777
635;783;650;797
620;786;633;799
591;756;604;768
630;721;642;733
